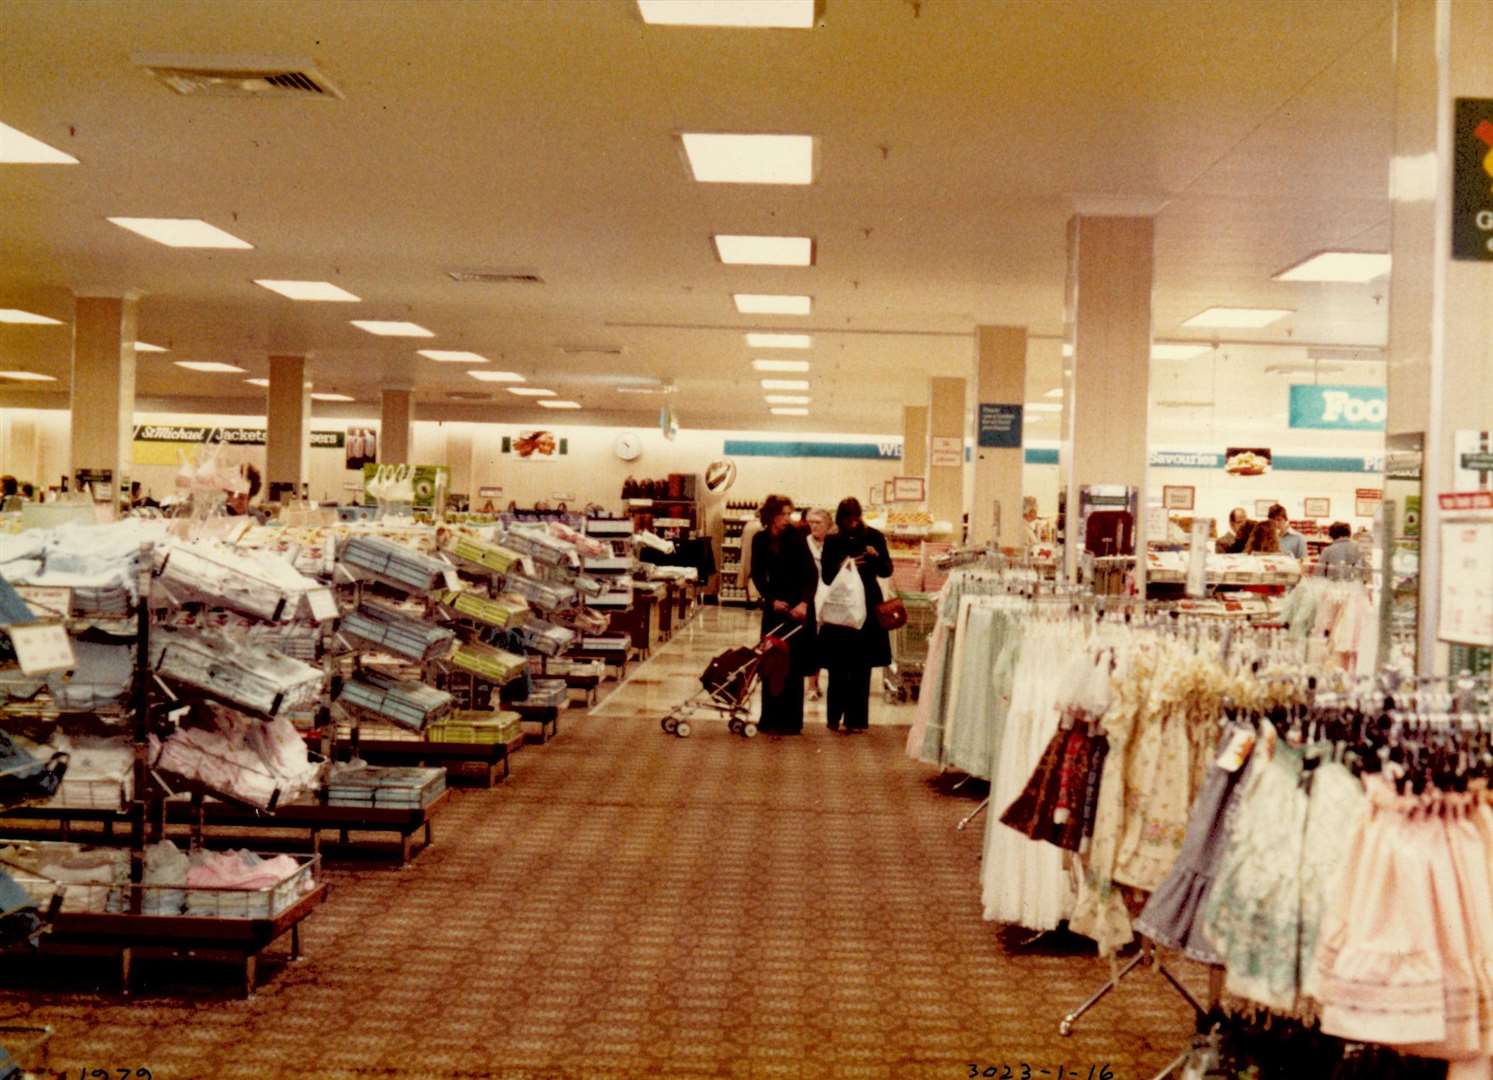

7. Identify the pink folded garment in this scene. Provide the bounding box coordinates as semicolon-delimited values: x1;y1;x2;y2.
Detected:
186;849;300;892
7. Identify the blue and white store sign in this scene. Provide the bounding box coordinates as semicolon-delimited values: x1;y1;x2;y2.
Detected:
1288;385;1387;431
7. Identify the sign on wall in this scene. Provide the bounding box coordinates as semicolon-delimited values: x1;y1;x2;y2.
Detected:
502;432;568;461
1453;98;1493;262
977;403;1024;448
1288;385;1387;431
132;425;348;466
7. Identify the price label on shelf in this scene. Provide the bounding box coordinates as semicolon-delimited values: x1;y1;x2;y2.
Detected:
304;587;340;623
13;586;71;620
5;622;76;675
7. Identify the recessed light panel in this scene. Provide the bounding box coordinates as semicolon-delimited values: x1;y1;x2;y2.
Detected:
765;395;811;405
134;341;167;353
713;234;814;266
254;279;361;302
244;378;270;387
734;293;811;315
770;407;809;416
1043;388;1063;399
1182;307;1293;329
681;133;814;185
1272;251;1391;283
638;0;815;28
1025;402;1062;413
467;370;526;383
746;332;811;350
538;400;582;410
1151;343;1212;361
752;359;811;372
174;361;246;373
350;320;435;337
310;392;355;402
0;309;63;325
418;350;489;363
0;120;78;163
108;217;253;249
507;387;555;397
0;370;56;381
761;379;810;390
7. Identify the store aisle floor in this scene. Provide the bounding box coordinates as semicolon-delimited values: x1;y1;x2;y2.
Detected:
1;607;1200;1079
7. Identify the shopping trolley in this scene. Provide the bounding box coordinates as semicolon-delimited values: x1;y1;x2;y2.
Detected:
660;623;803;739
883;592;936;704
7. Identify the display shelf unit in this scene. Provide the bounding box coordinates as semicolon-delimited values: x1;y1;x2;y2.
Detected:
718;500;761;605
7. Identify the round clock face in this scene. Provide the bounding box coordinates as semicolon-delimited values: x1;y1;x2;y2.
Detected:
615;434;642;462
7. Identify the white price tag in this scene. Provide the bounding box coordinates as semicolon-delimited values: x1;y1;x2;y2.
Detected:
13;586;71;619
305;587;341;623
6;622;76;675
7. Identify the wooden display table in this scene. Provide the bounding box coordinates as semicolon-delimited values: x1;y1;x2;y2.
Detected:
509;702;561;743
335;736;519;787
162;789;453;866
28;882;329;998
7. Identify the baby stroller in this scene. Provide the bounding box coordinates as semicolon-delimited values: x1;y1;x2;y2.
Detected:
660;624;802;739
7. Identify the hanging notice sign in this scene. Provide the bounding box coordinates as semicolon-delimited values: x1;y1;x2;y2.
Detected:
1439;519;1493;647
977;404;1024;448
1453;99;1493;261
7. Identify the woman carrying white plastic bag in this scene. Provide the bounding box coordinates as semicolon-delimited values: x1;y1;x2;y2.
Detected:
817;497;894;733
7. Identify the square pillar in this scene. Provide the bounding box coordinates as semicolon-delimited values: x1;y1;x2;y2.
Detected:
928;376;965;527
971;326;1027;550
380;387;414;464
266;355;309;499
70;293;137;499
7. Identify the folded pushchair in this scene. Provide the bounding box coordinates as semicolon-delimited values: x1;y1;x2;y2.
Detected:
660;624;800;739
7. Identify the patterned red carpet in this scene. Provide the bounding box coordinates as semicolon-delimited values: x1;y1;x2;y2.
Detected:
0;643;1202;1078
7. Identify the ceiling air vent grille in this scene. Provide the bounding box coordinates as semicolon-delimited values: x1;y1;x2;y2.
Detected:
447;391;493;401
559;344;624;357
132;54;343;99
446;270;546;285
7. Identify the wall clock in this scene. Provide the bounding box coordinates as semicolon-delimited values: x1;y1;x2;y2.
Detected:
614;433;643;462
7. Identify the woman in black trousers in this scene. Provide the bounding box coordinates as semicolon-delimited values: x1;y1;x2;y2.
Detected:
749;494;817;735
818;497;893;733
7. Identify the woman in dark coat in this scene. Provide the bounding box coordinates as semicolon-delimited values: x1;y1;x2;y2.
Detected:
818;497;893;733
749;494;817;735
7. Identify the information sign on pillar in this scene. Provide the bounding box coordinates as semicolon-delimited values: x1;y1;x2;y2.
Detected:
1452;99;1493;262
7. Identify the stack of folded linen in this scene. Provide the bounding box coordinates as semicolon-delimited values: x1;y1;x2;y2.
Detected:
426;710;522;745
501;526;576;567
183;848;312;918
436;589;530;630
337;670;453;732
341;602;454;663
44;734;132;809
338;535;448;593
445;533;524;574
325;762;445;809
500;571;575;612
448;642;528;685
514;618;576;657
50;639;134;712
155;541;325;623
151;627;323;717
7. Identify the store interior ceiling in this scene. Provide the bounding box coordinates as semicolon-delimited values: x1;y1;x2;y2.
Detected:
2;0;1395;435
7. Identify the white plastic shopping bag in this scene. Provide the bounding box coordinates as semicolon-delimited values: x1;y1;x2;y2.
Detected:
817;561;866;629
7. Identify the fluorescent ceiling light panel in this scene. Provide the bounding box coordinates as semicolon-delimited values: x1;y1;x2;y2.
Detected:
0;370;56;381
310;392;355;402
713;234;814;266
770;407;809;416
1025;402;1062;413
507;387;555;397
350;320;434;337
538;399;582;409
745;332;811;349
254;279;361;302
418;350;488;363
1182;306;1293;329
0;120;79;164
467;370;526;383
108;217;253;249
752;359;811;372
174;361;246;373
734;293;811;315
1151;343;1212;361
0;309;63;325
1272;251;1391;283
681;133;814;185
1044;388;1063;399
244;378;270;387
761;378;810;390
638;0;815;28
765;395;811;405
134;341;167;353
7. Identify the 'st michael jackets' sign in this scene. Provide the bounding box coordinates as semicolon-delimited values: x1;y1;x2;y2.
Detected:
1288;385;1387;431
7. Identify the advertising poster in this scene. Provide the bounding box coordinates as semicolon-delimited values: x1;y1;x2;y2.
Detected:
1224;447;1272;477
503;431;568;461
361;464;449;509
346;428;377;471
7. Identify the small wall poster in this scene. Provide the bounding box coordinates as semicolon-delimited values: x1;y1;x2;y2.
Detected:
1162;485;1195;511
1304;497;1332;518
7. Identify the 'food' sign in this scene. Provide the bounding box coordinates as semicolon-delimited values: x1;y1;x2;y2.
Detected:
1288;385;1387;431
